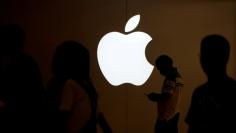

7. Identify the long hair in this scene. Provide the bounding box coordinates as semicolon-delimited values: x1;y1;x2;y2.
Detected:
52;40;90;79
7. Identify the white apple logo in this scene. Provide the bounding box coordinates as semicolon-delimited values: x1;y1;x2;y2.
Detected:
97;14;154;86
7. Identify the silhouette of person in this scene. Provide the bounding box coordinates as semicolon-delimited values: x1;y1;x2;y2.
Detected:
147;55;184;133
46;40;112;133
185;34;236;133
0;24;45;133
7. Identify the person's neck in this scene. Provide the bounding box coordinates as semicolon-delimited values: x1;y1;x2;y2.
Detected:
207;72;228;82
165;67;177;78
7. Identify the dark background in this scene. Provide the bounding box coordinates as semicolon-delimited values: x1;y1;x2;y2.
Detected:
1;0;236;132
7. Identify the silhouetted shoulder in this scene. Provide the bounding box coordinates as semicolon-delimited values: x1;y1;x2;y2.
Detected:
193;77;236;96
16;54;43;83
185;83;208;124
222;77;236;98
60;79;89;112
18;54;38;65
186;77;236;132
191;83;208;97
225;77;236;87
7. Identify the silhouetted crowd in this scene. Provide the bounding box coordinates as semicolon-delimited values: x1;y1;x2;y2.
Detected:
0;24;235;133
0;24;112;133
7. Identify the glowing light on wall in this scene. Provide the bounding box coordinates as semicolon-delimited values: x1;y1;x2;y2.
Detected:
97;15;154;86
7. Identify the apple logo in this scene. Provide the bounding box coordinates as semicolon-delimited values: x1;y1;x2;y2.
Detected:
97;14;154;86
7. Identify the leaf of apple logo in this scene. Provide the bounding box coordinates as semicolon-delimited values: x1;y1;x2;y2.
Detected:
97;14;154;86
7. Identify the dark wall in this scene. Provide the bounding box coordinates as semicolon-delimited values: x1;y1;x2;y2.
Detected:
1;0;236;132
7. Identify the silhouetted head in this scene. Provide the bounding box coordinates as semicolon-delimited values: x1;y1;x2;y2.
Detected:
200;34;230;78
52;40;90;79
155;55;173;76
0;24;25;55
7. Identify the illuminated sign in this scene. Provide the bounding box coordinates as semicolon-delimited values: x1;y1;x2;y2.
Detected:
97;15;154;86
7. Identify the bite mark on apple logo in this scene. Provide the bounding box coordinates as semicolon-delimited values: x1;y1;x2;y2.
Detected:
97;14;154;86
